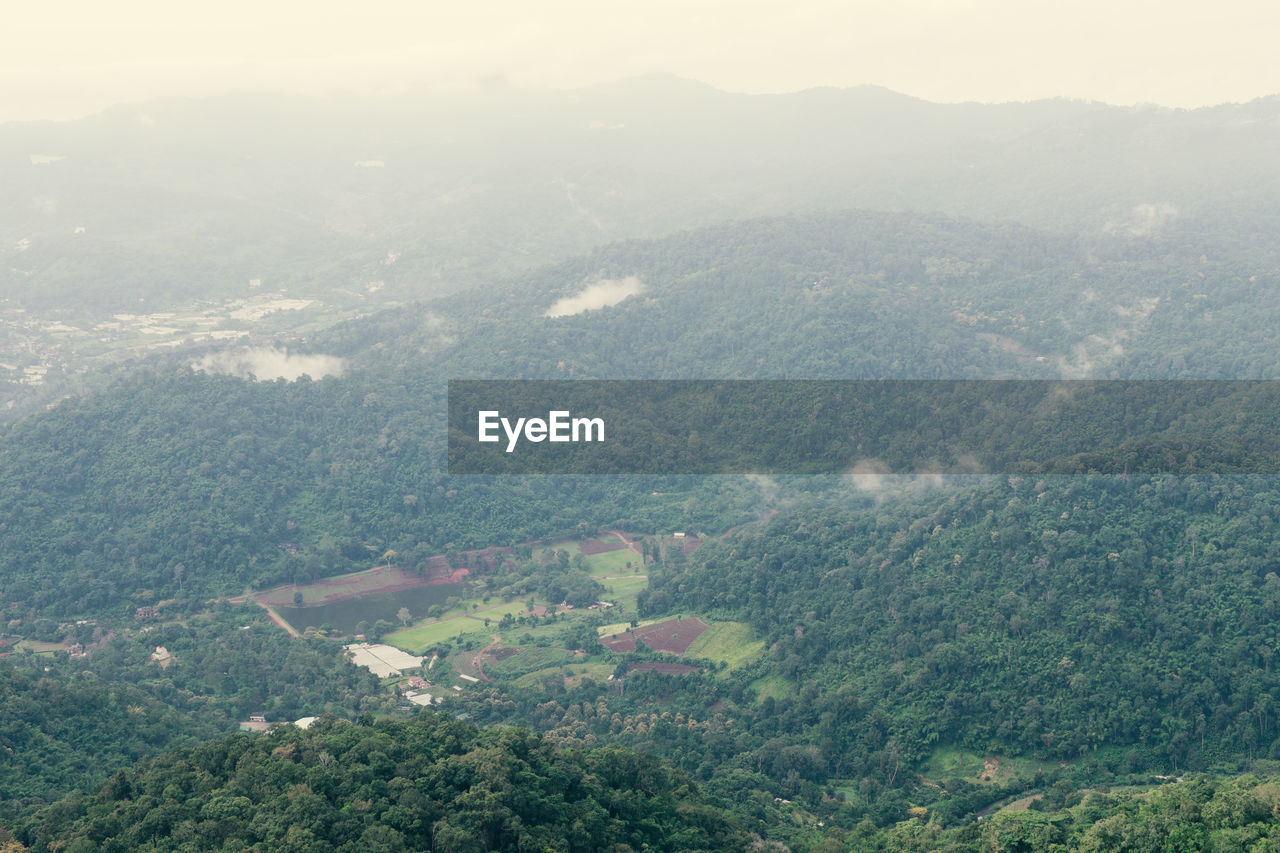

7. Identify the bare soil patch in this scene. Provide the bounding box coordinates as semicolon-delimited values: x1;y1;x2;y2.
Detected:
634;617;709;654
601;632;637;653
579;538;628;555
601;617;709;655
257;564;466;608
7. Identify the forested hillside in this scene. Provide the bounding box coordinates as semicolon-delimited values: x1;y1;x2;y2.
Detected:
14;714;746;852
2;207;1279;615
646;474;1280;772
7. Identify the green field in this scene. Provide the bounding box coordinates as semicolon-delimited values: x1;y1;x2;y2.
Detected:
387;598;546;653
472;600;536;623
514;662;616;690
922;745;1063;786
564;663;616;688
922;746;990;781
386;616;491;653
684;621;764;669
489;646;574;677
597;617;661;637
16;640;70;655
598;574;648;611
542;537;640;577
583;548;639;576
750;674;792;703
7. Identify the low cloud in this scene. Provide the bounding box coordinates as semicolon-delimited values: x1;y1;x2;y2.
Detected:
545;276;645;318
1105;203;1178;237
846;459;892;492
192;347;346;381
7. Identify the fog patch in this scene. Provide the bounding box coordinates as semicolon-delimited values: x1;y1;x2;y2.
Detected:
545;276;645;317
193;347;346;381
745;473;779;504
1105;203;1178;237
846;459;892;493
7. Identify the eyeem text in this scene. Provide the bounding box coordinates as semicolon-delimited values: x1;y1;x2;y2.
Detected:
477;410;605;453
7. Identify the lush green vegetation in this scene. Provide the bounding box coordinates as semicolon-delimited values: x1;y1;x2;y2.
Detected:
14;714;747;853
0;606;389;820
646;475;1280;773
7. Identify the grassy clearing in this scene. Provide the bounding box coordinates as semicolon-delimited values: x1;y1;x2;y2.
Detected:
684;621;764;669
386;618;490;653
923;746;990;781
513;666;565;689
16;640;69;655
583;548;639;576
464;600;533;623
565;663;616;688
514;663;614;690
387;598;548;654
750;674;792;703
489;646;573;677
599;574;648;611
597;617;662;637
923;746;1062;786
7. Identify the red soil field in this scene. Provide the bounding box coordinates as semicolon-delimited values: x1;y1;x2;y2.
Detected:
257;563;470;608
251;544;519;608
600;633;637;653
633;617;708;654
579;538;630;555
600;617;709;655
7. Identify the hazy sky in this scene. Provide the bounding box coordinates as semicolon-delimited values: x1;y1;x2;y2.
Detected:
5;0;1278;122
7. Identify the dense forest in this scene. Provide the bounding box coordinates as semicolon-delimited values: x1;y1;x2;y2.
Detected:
0;607;392;819
646;474;1280;772
14;713;747;852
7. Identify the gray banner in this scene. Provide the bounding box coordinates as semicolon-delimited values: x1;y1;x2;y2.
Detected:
448;380;1280;475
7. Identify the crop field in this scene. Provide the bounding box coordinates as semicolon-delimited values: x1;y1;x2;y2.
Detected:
577;534;625;555
275;582;466;635
597;618;662;637
600;632;637;652
257;564;453;608
684;621;764;669
17;640;70;655
632;617;708;654
599;616;709;654
386;615;489;652
544;536;641;576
